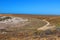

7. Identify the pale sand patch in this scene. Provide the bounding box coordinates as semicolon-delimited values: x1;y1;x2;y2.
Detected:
0;16;29;29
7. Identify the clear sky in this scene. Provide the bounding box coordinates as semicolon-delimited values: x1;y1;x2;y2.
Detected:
0;0;60;15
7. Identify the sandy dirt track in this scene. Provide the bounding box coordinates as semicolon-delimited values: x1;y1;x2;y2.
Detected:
37;19;56;30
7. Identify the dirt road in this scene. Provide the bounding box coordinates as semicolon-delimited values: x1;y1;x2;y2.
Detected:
37;19;55;30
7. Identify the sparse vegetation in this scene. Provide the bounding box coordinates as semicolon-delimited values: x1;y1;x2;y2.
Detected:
0;16;12;21
0;15;60;40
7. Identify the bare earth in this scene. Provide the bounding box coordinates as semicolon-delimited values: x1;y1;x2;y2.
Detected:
0;14;60;40
37;19;56;30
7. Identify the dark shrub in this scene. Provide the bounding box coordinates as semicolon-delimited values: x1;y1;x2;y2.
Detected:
44;29;53;35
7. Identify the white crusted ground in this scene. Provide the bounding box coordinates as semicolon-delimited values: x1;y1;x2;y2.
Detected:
0;16;29;29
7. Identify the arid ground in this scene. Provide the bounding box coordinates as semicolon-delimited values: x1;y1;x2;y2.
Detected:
0;14;60;40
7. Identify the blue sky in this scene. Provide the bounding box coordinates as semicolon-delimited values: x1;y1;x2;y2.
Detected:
0;0;60;15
